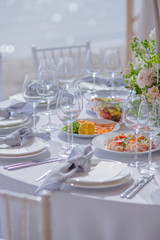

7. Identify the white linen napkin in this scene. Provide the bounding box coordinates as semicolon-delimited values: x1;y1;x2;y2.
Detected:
35;144;93;195
0;127;50;147
0;102;26;118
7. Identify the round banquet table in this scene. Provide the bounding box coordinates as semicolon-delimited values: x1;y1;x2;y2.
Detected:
0;94;160;240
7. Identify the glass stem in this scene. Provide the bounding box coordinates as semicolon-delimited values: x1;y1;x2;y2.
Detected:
133;129;139;162
111;72;115;89
67;122;71;150
32;106;37;132
47;100;52;126
71;120;74;148
93;72;96;90
148;134;152;168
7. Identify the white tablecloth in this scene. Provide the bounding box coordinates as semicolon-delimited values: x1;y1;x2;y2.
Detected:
0;95;160;240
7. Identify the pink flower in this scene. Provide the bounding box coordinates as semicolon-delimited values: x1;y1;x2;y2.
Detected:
147;86;160;102
137;68;156;88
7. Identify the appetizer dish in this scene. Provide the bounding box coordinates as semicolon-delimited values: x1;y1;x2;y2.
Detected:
104;133;155;152
62;120;117;135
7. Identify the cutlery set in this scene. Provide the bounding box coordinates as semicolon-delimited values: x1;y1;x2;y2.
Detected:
4;157;65;171
120;174;154;199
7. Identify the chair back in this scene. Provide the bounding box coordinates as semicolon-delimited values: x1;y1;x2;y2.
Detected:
32;42;90;78
0;190;51;240
0;53;3;101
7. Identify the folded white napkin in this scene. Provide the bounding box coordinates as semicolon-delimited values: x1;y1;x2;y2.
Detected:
0;102;26;118
35;144;93;195
0;127;50;147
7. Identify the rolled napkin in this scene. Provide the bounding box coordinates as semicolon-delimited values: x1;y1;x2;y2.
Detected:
0;102;26;119
35;144;93;195
0;127;50;147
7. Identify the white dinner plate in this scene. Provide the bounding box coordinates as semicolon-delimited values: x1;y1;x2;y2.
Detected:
0;113;30;128
60;119;120;139
0;113;32;135
0;137;49;159
92;130;160;155
66;159;133;189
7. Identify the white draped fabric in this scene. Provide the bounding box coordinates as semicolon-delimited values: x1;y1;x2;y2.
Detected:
0;95;160;240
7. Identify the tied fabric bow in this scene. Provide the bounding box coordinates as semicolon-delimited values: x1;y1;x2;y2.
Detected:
0;127;32;147
35;144;93;195
0;102;25;119
0;127;50;147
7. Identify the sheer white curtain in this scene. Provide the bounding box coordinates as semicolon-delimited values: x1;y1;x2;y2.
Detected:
136;0;160;41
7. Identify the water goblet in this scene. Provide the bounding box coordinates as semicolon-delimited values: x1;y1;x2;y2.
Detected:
38;70;59;131
85;48;102;89
123;95;148;167
139;100;160;174
103;49;121;89
22;73;42;132
56;85;83;157
56;57;75;88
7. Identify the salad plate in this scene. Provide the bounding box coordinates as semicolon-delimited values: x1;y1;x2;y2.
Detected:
92;131;160;155
0;137;49;159
66;159;133;189
60;119;120;139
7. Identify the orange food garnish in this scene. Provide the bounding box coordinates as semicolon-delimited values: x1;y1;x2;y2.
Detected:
78;120;116;134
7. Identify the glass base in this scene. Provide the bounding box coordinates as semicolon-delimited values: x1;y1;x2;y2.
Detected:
40;123;58;132
58;149;71;158
139;164;160;175
129;160;146;168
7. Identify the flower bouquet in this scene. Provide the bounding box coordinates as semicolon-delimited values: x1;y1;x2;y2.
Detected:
122;29;160;103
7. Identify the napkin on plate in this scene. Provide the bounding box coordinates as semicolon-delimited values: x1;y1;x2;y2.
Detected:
35;144;93;195
0;127;50;147
0;102;26;118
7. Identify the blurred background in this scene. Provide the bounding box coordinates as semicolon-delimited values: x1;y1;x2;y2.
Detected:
0;0;147;99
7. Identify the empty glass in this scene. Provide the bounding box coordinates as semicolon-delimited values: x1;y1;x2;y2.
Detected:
85;48;102;89
22;73;42;132
139;100;160;174
38;70;59;131
56;57;75;87
103;49;121;89
123;95;148;167
56;85;83;157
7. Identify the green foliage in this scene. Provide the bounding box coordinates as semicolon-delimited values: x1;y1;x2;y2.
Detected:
62;121;80;134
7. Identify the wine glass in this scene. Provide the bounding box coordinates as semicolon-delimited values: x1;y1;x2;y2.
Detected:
56;85;83;157
38;58;57;115
38;58;56;74
56;57;75;88
85;48;102;89
22;73;42;132
103;49;121;89
139;100;160;174
38;70;59;131
123;95;148;167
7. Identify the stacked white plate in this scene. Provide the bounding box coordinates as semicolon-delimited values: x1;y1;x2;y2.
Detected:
0;137;49;159
67;159;132;189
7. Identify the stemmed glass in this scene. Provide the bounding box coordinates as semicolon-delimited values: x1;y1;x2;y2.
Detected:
56;85;83;157
85;48;102;89
56;57;75;88
38;70;59;131
22;73;42;132
123;95;148;167
38;58;57;116
103;49;121;89
139;100;160;174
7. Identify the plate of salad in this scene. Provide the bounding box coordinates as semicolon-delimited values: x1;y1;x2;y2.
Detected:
60;118;120;138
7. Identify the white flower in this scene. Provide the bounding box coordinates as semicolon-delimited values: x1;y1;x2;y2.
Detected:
149;28;155;40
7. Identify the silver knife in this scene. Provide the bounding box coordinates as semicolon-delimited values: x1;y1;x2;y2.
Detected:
126;174;154;199
120;176;146;198
4;157;59;169
4;158;64;171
